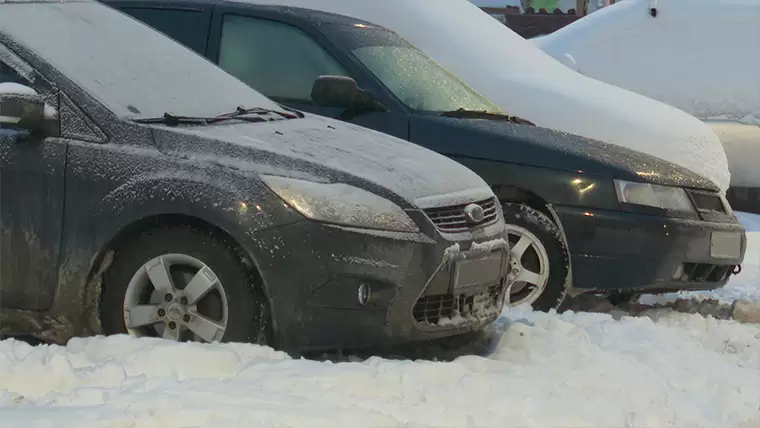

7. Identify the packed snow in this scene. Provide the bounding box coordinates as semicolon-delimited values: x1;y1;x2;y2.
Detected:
245;0;732;192
1;214;758;428
1;305;758;428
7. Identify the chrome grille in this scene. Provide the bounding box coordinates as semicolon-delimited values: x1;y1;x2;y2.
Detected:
413;284;504;325
423;197;499;232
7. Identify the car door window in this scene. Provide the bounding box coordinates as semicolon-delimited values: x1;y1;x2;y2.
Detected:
218;15;349;103
0;61;27;85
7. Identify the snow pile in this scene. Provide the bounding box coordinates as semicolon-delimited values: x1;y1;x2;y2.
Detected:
535;0;760;122
245;0;731;191
1;307;758;428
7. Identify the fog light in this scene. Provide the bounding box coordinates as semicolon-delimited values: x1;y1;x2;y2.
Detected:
357;283;372;306
672;264;684;280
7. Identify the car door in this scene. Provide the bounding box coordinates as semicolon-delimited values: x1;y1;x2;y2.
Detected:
206;7;410;140
0;47;66;312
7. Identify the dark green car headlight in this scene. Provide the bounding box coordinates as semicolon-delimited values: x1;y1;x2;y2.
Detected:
614;179;695;213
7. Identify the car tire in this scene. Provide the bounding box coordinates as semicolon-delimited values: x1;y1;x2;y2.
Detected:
501;202;569;312
100;225;271;345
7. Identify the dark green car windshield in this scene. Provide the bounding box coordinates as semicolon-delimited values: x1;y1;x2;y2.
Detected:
329;23;502;114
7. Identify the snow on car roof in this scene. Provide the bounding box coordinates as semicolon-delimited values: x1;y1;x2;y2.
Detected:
535;0;760;121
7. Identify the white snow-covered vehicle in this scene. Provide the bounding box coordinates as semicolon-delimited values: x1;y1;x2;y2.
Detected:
255;0;732;194
534;0;760;212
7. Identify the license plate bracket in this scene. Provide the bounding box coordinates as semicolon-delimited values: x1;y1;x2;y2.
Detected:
451;251;506;291
710;231;742;259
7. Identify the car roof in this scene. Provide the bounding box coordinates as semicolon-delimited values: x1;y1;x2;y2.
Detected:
100;0;382;28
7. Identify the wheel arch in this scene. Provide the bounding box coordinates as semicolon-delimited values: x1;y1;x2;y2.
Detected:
82;212;280;342
491;184;552;218
491;184;576;295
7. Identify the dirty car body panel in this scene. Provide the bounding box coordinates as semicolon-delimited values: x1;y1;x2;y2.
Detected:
102;0;747;297
0;0;510;352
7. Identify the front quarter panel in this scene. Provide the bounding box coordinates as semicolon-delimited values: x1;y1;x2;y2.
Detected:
56;127;304;337
447;156;619;211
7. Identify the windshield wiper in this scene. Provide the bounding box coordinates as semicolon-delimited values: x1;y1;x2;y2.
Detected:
132;107;296;127
133;113;214;126
438;108;535;126
215;105;303;120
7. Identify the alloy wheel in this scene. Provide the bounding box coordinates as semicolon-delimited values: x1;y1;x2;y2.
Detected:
505;224;551;307
122;253;229;342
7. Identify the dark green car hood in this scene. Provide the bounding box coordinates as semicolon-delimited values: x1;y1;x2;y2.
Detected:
409;114;719;192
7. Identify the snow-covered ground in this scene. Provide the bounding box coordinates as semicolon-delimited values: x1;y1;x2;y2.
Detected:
1;213;758;428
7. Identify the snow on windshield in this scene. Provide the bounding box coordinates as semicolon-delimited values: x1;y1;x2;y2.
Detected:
333;24;500;113
0;1;281;119
242;0;731;192
535;0;760;122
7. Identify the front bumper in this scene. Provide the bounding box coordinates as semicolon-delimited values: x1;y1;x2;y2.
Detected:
555;205;746;294
248;219;510;353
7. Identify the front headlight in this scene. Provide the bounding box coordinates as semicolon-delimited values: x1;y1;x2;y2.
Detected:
261;175;419;232
614;179;695;212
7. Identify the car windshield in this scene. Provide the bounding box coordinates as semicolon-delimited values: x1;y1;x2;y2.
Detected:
326;23;502;114
0;1;284;120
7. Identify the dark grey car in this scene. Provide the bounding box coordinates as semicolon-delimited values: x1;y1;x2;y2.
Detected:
0;0;511;353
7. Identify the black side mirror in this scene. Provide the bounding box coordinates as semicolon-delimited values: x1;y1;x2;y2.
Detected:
0;83;55;135
311;75;385;112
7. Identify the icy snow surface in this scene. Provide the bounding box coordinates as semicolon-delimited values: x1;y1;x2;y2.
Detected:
243;0;731;191
0;214;758;427
1;308;759;427
535;0;760;122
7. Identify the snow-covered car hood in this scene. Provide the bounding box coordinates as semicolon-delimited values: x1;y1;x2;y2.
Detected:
148;113;495;208
243;0;731;192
